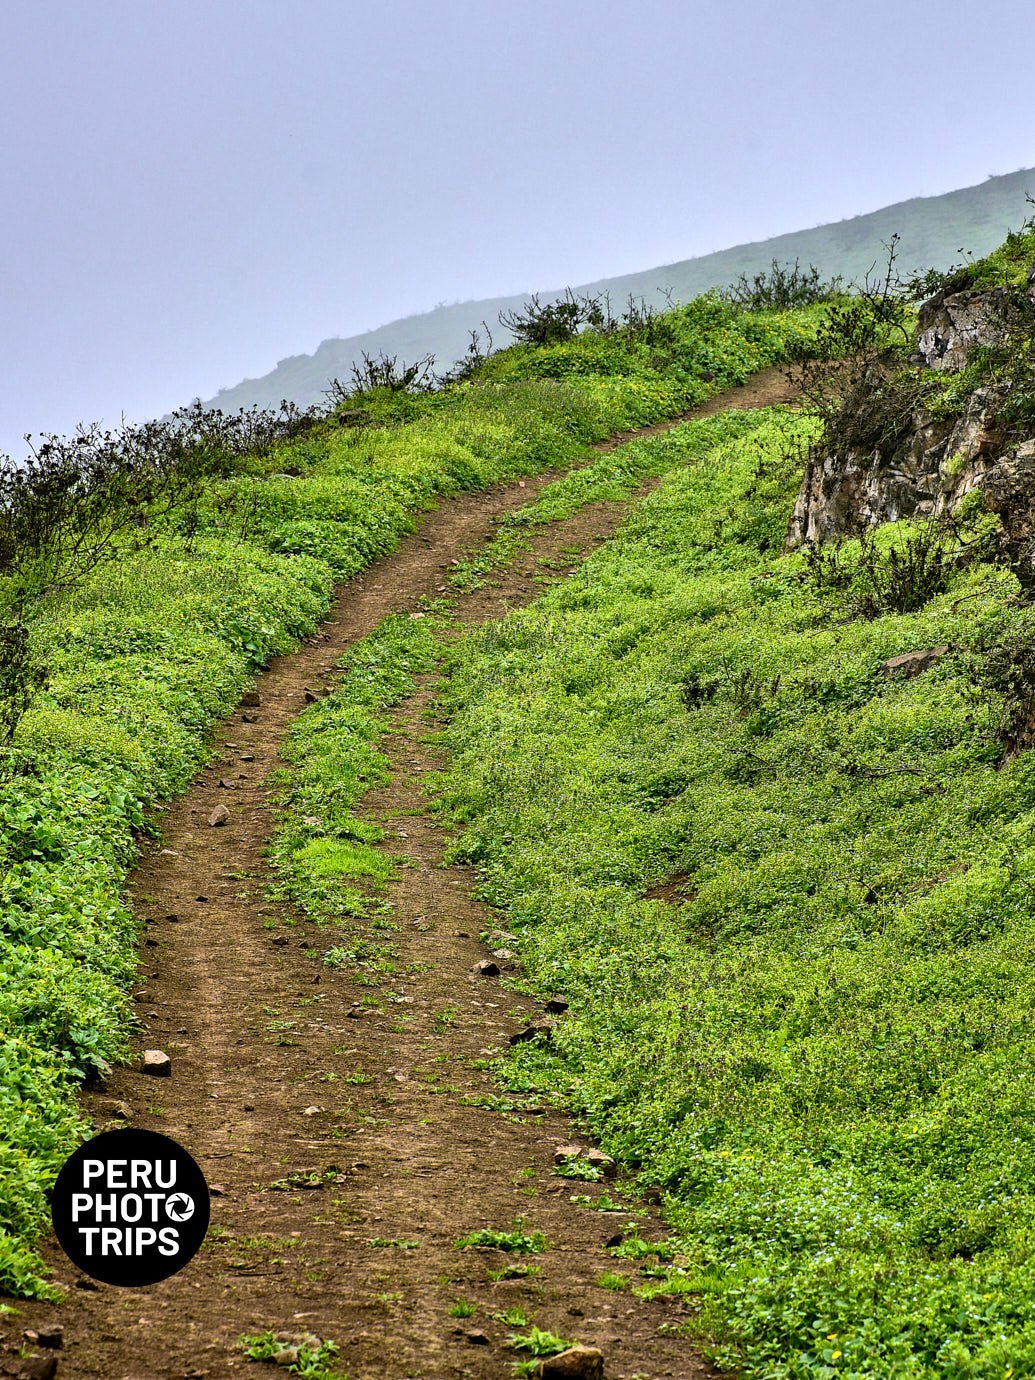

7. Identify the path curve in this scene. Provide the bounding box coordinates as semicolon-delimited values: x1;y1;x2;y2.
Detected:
12;368;797;1380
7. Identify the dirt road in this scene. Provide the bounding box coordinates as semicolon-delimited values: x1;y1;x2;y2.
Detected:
10;369;797;1380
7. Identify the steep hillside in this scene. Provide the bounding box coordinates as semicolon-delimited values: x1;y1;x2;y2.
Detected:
206;167;1034;414
438;227;1035;1377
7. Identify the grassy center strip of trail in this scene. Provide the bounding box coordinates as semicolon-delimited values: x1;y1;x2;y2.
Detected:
437;410;1035;1378
10;382;792;1378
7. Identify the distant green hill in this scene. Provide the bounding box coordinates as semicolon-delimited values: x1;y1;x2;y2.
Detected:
205;167;1034;413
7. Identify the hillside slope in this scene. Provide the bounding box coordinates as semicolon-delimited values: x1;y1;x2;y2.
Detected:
205;167;1035;413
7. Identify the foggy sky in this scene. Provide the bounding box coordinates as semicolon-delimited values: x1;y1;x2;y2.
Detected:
1;0;1032;454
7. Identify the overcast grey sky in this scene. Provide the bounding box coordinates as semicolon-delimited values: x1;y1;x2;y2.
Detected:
1;0;1031;453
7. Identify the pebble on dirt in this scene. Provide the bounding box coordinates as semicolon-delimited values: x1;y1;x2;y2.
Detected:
585;1148;617;1178
18;1356;58;1380
208;804;230;827
23;1327;63;1350
554;1142;585;1165
509;1021;553;1045
99;1099;133;1121
539;1344;605;1379
545;996;570;1014
471;958;500;978
140;1049;172;1077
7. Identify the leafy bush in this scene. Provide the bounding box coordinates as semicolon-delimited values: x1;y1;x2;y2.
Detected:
723;258;841;310
499;290;593;345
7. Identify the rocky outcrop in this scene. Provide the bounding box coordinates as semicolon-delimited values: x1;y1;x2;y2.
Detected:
979;440;1035;589
916;287;1016;371
787;383;1005;547
787;276;1035;549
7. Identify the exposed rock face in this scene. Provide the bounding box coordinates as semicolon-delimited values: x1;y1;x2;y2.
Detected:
788;275;1035;550
979;440;1035;589
786;383;1005;548
881;647;951;679
916;287;1016;372
783;263;1035;549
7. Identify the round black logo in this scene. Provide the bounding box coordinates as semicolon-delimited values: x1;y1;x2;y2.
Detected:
51;1129;210;1286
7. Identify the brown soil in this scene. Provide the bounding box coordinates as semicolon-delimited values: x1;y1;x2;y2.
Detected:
8;370;795;1380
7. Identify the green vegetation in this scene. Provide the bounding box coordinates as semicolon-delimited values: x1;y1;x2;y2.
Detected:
507;1324;574;1372
455;1225;548;1254
0;293;813;1296
440;410;1035;1376
270;613;439;937
240;1330;347;1379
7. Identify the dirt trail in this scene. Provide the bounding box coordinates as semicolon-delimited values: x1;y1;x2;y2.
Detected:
10;369;796;1380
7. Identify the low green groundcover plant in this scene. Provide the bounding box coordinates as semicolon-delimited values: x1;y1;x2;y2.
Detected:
440;410;1035;1377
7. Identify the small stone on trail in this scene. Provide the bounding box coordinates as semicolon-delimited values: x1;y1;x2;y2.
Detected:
302;1105;323;1117
241;753;255;762
100;1099;133;1122
18;1357;58;1380
165;913;180;923
208;805;230;827
196;894;209;902
242;690;261;707
74;1274;100;1290
509;1021;553;1045
242;712;259;723
209;1183;226;1196
218;778;237;789
25;1326;63;1350
465;1330;491;1346
472;959;500;978
539;1345;605;1379
304;688;319;703
554;1142;585;1165
586;1148;617;1177
140;1049;171;1077
545;996;570;1014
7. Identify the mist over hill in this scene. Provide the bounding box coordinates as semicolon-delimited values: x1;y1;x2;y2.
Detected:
204;167;1034;414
